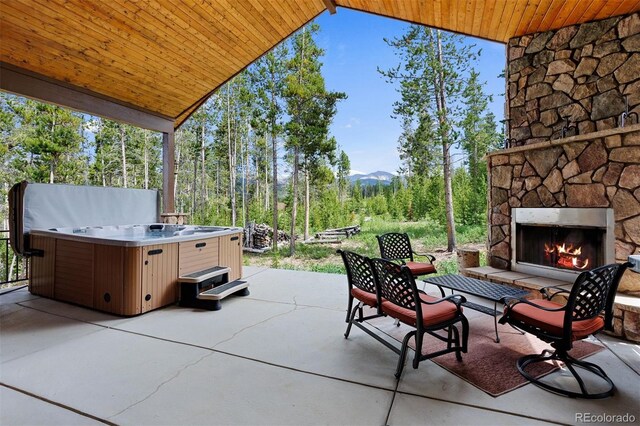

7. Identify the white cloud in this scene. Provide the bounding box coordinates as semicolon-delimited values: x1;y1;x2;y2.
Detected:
343;117;361;129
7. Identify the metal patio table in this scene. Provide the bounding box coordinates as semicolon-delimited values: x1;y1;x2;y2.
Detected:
423;274;530;343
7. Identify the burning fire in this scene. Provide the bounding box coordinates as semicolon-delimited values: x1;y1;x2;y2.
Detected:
544;242;590;270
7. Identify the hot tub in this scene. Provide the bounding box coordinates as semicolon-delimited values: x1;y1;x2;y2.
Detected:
9;182;243;315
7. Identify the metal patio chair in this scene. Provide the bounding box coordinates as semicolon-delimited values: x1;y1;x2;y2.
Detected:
338;250;384;338
370;258;468;379
500;262;631;398
376;232;437;278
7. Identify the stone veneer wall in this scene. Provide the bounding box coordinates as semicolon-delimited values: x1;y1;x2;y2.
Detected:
487;128;640;295
507;13;640;146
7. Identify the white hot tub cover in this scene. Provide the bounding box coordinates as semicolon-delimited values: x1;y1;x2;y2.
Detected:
9;181;160;255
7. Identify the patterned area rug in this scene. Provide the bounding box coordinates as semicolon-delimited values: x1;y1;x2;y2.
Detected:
368;315;604;396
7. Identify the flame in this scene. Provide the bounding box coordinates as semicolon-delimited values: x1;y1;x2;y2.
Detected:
544;242;590;270
557;243;581;256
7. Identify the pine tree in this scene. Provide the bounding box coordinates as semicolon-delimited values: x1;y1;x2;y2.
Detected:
461;70;503;224
380;26;479;252
13;100;84;184
250;44;289;249
336;150;350;202
284;24;345;252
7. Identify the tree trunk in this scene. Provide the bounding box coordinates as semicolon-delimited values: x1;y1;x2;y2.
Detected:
192;154;198;219
303;163;310;241
216;160;220;215
271;129;278;251
434;30;456;252
265;140;269;211
228;83;236;226
289;145;299;256
289;26;306;256
174;134;181;202
201;123;206;218
101;148;106;187
8;256;16;281
120;126;128;188
242;128;248;227
232;124;238;226
49;114;57;183
144;131;149;189
245;129;250;226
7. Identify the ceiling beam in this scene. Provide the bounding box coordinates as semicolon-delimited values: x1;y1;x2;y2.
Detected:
0;62;174;133
323;0;337;15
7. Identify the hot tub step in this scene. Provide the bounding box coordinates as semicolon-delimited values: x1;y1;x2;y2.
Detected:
198;280;249;301
179;266;230;283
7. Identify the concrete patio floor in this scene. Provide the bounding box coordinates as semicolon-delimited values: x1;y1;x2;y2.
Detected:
1;266;639;425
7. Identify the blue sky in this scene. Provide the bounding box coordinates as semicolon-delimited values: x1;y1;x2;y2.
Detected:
314;9;506;174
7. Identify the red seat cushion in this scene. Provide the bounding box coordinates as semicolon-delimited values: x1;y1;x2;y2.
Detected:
508;299;604;340
351;287;377;307
381;297;458;327
405;261;436;276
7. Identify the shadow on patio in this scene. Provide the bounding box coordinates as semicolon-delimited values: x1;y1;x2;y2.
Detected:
1;266;639;425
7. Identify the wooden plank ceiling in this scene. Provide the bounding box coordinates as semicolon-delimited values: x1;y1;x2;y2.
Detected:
1;0;639;129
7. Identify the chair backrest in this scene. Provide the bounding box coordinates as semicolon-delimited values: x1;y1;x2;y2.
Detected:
376;232;414;262
370;257;420;314
338;250;378;296
565;262;631;333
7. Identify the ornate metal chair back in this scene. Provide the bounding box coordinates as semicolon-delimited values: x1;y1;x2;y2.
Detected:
370;258;419;313
338;250;378;296
565;263;629;335
376;232;414;262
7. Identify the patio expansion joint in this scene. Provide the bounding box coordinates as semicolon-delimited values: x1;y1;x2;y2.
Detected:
241;267;270;279
595;334;640;377
392;387;567;426
384;379;401;426
0;382;115;426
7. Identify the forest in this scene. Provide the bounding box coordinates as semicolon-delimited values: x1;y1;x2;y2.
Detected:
0;23;503;275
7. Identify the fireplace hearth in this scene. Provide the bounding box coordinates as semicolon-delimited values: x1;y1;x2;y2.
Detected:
511;208;615;282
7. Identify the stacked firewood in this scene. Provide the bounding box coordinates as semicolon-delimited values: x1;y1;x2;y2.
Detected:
249;223;290;248
314;225;361;239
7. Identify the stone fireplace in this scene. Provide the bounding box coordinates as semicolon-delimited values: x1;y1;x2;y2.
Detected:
487;125;640;293
483;12;640;341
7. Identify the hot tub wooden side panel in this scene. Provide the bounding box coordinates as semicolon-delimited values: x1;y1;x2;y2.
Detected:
178;238;219;276
123;247;143;315
94;245;125;314
55;239;94;307
29;235;55;298
141;243;178;313
219;233;242;281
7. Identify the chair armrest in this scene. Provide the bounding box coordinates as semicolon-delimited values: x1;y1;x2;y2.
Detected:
419;290;466;308
539;285;570;300
502;297;566;312
499;297;566;325
413;252;436;263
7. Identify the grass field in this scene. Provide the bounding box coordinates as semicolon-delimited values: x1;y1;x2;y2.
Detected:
244;218;488;275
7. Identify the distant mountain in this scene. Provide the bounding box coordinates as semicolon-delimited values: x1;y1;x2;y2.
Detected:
349;170;395;186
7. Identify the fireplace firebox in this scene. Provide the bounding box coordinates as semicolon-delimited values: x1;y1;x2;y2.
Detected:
511;208;615;281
